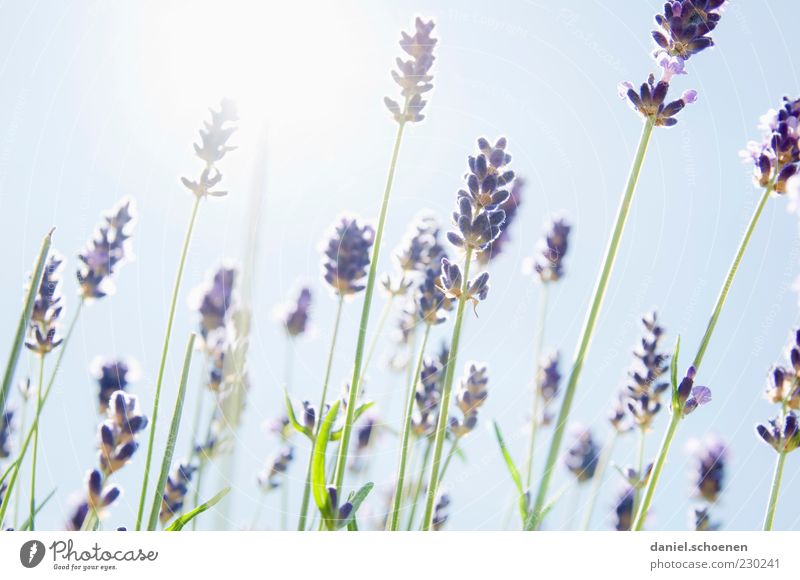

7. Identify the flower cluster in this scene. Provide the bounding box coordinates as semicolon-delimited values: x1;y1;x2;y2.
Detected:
394;213;447;275
416;266;452;326
535;352;561;426
25;253;64;356
412;353;445;437
195;266;236;342
652;1;726;64
564;425;600;483
439;258;489;307
98;391;148;475
478;177;526;265
526;216;571;283
349;415;379;473
0;408;12;459
278;287;312;338
690;436;727;503
449;363;489;437
757;413;800;453
91;358;137;413
676;366;712;417
384;18;437;124
431;491;450;531
755;331;800;455
322;216;375;297
160;461;197;525
742;97;800;195
619;75;698;127
182;99;238;198
257;447;295;491
613;485;635;531
77;198;136;299
624;312;670;430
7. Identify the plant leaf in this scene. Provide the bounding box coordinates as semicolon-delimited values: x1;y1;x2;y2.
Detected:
670;335;681;409
164;487;230;531
331;401;374;441
0;228;53;414
311;400;341;522
147;333;195;530
493;421;523;495
284;390;312;439
18;488;56;531
337;481;374;530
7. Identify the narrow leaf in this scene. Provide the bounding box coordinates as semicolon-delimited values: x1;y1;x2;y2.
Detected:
493;421;523;495
311;400;341;520
0;228;53;414
19;488;56;531
670;335;681;408
338;481;374;530
147;333;196;530
164;487;230;531
284;390;312;439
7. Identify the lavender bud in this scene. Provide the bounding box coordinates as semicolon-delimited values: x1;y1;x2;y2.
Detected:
384;18;436;124
564;425;600;483
322;216;375;297
278;286;312;338
25;253;64;356
160;461;197;525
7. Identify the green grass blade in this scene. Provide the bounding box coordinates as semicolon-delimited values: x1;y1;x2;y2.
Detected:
493;421;523;495
0;228;53;414
147;333;196;530
284;390;312;439
18;488;56;531
164;487;230;531
311;400;340;524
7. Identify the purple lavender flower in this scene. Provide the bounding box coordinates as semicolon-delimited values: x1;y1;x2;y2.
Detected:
25;253;64;355
743;98;800;196
98;391;148;475
86;468;121;511
279;286;312;338
257;446;295;491
394;213;446;273
676;366;712;417
160;461;197;524
194;266;236;341
349;415;379;473
431;490;450;531
322;216;375;297
65;500;90;531
564;425;600;483
613;485;635;531
416;266;452;326
618;75;698;127
450;363;489;437
77;198;136;299
756;412;800;453
439;258;490;307
535;352;561;426
0;408;12;459
412;356;444;437
526;216;571;283
384;18;437;124
693;506;719;531
690;436;727;503
651;1;726;63
182;99;238;198
478;177;525;265
91;358;138;413
625;312;671;429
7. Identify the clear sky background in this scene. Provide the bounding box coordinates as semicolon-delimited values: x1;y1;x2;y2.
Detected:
0;0;798;531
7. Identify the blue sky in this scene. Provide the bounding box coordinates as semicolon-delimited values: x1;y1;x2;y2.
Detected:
0;0;798;530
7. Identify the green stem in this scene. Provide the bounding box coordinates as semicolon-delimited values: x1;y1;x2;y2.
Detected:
0;228;53;415
359;295;395;386
0;298;83;524
528;118;655;530
406;437;432;530
28;355;45;531
763;450;788;531
525;284;549;488
297;296;345;531
388;324;430;530
333;117;408;493
136;195;201;530
581;431;618;530
438;437;460;484
422;247;474;530
692;184;773;369
632;412;680;531
12;396;28;528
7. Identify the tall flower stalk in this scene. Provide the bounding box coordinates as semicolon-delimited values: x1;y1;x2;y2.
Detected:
422;137;513;530
333;17;437;493
135;100;237;530
296;216;374;530
528;0;719;529
634;92;800;529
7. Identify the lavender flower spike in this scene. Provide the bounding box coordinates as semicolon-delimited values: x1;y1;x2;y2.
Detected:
160;461;197;524
525;216;571;283
618;74;698;127
564;425;600;483
91;357;138;413
279;286;312;338
322;216;375;297
742;96;800;196
384;18;437;124
25;253;64;355
0;408;13;459
193;266;236;342
77;198;136;299
690;436;727;503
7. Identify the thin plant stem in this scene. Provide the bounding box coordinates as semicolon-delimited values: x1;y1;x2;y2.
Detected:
632;427;646;515
0;228;53;415
136;195;201;530
0;299;83;524
632;183;774;531
692;184;773;370
422;247;474;530
297;296;345;530
528;118;655;530
28;355;45;531
438;437;460;485
359;295;395;386
525;284;549;488
406;437;432;530
632;411;680;531
388;323;430;530
581;430;618;530
12;396;28;528
763;450;787;531
333;115;408;493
